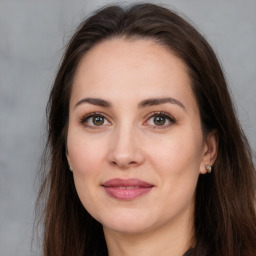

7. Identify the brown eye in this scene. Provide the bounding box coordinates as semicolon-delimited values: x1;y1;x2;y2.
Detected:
81;113;111;128
93;116;104;126
153;116;166;126
144;112;175;128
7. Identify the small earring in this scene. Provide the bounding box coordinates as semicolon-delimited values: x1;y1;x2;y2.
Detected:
205;165;212;173
69;165;73;172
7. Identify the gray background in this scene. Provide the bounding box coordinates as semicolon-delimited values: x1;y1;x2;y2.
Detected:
0;0;255;255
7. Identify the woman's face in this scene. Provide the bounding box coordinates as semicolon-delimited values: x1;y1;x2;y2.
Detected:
67;38;211;235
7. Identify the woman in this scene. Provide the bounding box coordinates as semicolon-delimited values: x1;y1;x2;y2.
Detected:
36;3;256;256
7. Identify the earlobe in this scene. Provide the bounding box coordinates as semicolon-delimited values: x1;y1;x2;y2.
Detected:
66;150;70;162
199;131;218;174
66;151;73;171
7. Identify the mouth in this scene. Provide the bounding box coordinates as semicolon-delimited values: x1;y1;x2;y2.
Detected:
102;178;154;200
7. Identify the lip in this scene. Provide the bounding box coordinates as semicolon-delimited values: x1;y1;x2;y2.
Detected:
102;178;154;200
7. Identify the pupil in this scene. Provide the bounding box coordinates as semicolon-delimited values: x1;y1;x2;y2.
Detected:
154;116;165;125
93;116;104;125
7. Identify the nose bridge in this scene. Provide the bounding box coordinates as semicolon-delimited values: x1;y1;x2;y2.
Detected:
108;120;144;168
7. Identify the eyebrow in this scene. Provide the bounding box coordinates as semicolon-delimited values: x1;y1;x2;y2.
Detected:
138;97;185;110
74;97;185;110
74;97;112;109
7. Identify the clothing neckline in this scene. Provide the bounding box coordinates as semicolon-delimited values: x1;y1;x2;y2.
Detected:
183;248;193;256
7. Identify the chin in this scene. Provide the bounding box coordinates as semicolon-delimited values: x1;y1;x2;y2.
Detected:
97;208;159;234
104;220;153;234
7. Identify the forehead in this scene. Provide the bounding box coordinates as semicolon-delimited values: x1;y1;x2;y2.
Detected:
75;38;189;83
72;38;197;110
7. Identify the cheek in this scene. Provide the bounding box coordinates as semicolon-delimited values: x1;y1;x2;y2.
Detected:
151;132;202;208
145;127;203;205
67;133;107;216
67;131;107;175
148;129;203;175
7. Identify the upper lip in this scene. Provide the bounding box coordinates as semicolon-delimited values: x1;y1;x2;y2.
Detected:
102;178;154;187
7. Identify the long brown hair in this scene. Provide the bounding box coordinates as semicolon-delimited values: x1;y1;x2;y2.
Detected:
36;3;256;256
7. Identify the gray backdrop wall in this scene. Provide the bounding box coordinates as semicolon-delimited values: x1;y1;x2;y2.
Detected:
0;0;255;255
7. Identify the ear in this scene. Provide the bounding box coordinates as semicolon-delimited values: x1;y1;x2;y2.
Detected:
199;131;218;174
66;149;73;171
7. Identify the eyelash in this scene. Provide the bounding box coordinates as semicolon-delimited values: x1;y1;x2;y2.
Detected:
144;111;176;128
80;111;176;129
80;112;111;129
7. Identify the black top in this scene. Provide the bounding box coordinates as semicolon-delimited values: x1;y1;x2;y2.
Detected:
183;248;193;256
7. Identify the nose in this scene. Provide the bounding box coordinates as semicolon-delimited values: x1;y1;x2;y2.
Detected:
107;125;145;169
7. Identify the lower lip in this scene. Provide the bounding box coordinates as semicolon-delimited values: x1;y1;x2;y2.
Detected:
103;186;153;200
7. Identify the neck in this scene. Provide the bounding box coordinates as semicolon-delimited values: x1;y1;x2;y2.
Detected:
104;207;194;256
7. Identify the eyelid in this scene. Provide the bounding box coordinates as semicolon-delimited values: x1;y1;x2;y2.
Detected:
80;112;112;127
143;111;176;127
79;111;175;128
143;111;175;121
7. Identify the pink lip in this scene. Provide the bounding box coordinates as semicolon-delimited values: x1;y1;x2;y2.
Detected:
102;178;154;200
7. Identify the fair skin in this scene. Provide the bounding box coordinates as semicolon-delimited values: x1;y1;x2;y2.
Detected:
66;38;217;256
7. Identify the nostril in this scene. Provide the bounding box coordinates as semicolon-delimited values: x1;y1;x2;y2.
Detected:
110;160;138;168
111;161;118;166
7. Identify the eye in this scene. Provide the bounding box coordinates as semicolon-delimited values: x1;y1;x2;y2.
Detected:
144;112;175;128
81;113;111;128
